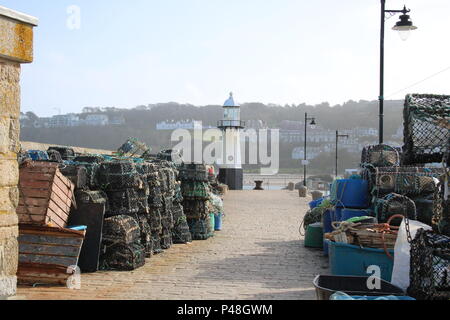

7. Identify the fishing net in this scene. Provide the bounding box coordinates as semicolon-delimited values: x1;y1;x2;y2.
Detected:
171;203;192;244
26;150;49;161
60;164;88;190
403;94;450;166
361;144;400;167
160;228;173;250
48;147;75;160
374;193;417;224
148;208;163;254
362;166;443;197
408;229;450;300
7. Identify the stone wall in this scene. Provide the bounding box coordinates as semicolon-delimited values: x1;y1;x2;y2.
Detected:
0;6;37;299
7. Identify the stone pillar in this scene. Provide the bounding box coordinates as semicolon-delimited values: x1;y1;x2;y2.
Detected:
0;6;37;299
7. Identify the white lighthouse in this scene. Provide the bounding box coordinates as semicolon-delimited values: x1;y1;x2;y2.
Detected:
217;92;245;190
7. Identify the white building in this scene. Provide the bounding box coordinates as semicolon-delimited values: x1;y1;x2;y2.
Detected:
84;114;109;126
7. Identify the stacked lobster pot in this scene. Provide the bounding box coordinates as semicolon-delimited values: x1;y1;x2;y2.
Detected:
99;215;146;271
171;169;192;244
179;163;214;240
96;161;147;268
145;162;164;254
135;162;154;257
156;161;176;250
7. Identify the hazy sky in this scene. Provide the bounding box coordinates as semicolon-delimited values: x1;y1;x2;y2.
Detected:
3;0;450;116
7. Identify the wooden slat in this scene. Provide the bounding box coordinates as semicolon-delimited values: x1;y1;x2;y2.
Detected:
19;180;52;189
19;187;51;199
47;205;69;228
19;234;83;246
17;205;47;215
19;253;79;266
19;172;54;182
17;213;49;225
19;243;80;257
18;197;49;207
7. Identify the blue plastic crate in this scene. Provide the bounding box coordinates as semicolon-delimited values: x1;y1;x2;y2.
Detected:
326;240;394;282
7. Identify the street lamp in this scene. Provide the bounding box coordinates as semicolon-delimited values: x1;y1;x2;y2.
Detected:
335;130;349;179
379;1;417;144
303;113;316;187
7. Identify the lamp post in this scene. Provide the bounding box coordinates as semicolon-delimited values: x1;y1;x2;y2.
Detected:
379;1;417;144
335;130;349;179
303;113;316;187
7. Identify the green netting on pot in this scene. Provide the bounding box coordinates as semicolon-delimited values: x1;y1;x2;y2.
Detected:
187;217;213;241
98;164;143;190
374;193;417;224
181;181;210;200
403;94;450;165
172;204;192;244
361;144;400;167
408;229;450;300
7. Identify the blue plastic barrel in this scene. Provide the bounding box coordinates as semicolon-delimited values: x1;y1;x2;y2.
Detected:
331;179;369;209
214;213;223;231
341;209;372;221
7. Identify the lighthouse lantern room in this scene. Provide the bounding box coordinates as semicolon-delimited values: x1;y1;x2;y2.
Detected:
217;93;245;190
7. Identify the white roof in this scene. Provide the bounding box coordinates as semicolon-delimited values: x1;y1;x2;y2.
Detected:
223;92;240;107
0;6;38;26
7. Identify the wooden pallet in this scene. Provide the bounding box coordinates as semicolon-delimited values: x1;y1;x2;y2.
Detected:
18;225;85;285
18;161;75;228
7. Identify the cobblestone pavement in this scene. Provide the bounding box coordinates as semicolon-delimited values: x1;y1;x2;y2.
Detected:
16;190;328;300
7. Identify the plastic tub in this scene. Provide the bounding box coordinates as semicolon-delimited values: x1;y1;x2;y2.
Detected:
327;240;394;281
209;213;215;233
214;213;223;231
313;275;405;300
304;223;323;248
341;209;372;221
309;198;324;210
331;179;369;209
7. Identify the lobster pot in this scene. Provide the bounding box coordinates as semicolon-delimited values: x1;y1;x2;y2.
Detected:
82;163;101;190
136;182;150;214
59;165;88;190
100;215;145;271
106;188;140;216
187;217;213;241
173;182;184;204
402;94;450;166
361;144;400;167
137;215;153;258
73;155;104;164
172;204;192;244
374;193;417;224
160;228;173;250
183;200;208;220
48;147;75;161
363;166;442;197
181;181;210;200
409;229;450;300
179;163;208;182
